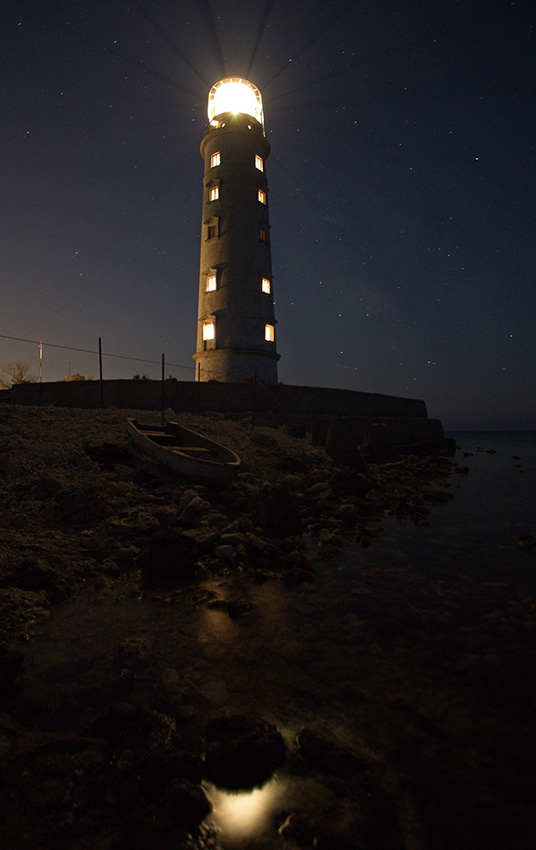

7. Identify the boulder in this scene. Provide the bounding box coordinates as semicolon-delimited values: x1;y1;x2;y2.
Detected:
137;530;198;582
162;779;212;826
297;726;379;776
253;484;302;538
204;714;286;789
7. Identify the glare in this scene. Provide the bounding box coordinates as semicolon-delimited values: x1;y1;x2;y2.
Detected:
204;778;286;840
208;78;264;125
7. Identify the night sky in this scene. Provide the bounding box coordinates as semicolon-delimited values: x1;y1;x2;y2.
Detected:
2;0;535;430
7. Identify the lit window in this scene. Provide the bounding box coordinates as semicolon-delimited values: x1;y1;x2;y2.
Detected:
265;324;275;342
258;188;266;204
262;277;271;294
203;322;215;341
209;186;219;201
211;151;221;167
208;222;218;239
259;227;267;242
255;154;264;171
206;274;217;292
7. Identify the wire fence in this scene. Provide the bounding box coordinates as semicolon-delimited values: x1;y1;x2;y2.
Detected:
0;332;289;413
0;333;266;385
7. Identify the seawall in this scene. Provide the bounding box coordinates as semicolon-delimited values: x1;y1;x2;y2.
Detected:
6;379;425;419
3;379;450;457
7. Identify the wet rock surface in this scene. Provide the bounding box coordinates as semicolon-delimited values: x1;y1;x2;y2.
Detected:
0;406;534;848
205;714;286;789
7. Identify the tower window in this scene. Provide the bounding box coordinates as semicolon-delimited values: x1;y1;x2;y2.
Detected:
206;274;217;292
255;155;264;171
261;277;271;294
259;227;267;242
209;186;219;201
265;324;275;342
258;188;266;204
207;222;218;239
203;322;215;341
211;151;221;167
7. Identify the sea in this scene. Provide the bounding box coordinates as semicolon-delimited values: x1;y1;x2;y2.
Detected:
17;431;536;849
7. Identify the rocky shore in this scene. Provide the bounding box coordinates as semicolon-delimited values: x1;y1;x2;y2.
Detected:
1;405;533;849
0;405;454;638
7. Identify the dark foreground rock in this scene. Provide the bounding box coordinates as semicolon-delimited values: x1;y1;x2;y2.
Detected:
204;714;286;789
136;529;198;583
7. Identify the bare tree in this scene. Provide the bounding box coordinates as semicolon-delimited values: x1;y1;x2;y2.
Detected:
0;361;37;388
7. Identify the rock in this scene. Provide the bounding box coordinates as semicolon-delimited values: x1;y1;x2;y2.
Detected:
279;813;319;847
220;532;247;547
214;544;236;561
10;513;28;529
282;567;315;586
178;495;212;526
153;505;178;527
162;779;212;826
325;419;367;470
328;469;372;499
12;557;59;593
204;715;286;789
315;776;403;850
181;526;220;553
107;511;161;535
52;487;112;529
0;455;23;478
0;643;24;698
84;440;132;465
517;534;536;550
139;747;203;801
0;731;113;838
137;529;198;582
118;635;153;657
226;597;254;619
297;726;379;776
31;471;68;499
251;431;277;448
90;704;178;753
253;484;302;537
0;711;22;757
0;587;49;632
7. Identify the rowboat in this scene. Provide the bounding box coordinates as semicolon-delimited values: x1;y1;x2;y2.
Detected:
126;418;240;488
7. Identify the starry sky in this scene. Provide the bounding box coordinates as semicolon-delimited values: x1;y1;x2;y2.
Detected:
1;0;535;430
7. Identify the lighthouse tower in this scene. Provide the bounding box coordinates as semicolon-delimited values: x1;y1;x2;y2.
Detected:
193;78;279;383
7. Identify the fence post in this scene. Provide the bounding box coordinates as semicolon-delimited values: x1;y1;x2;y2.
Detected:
161;354;165;427
251;369;257;429
98;337;103;408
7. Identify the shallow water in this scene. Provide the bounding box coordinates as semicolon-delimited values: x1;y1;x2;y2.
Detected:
17;432;536;848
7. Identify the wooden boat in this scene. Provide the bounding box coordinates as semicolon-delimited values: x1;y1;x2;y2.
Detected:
126;418;240;488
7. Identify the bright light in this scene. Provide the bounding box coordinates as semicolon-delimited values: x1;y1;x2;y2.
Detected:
204;779;286;841
208;78;264;125
203;322;215;341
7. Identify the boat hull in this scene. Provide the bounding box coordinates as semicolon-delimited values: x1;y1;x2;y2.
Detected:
126;419;240;488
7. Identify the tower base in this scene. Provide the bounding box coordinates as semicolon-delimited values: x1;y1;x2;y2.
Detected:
193;348;279;383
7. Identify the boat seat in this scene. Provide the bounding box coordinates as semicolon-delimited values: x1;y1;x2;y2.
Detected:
170;446;210;454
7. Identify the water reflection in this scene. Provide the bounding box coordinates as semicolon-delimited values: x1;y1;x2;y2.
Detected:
204;777;288;843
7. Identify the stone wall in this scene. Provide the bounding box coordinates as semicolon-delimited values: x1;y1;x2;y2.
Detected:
7;379;429;421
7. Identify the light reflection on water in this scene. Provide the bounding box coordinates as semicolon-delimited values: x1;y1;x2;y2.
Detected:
15;433;536;848
203;777;288;844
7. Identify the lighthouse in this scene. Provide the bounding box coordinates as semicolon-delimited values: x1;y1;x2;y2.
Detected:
193;78;279;383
